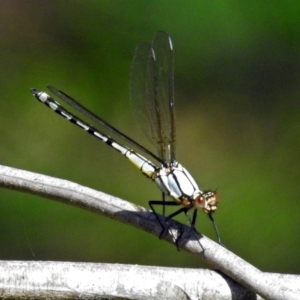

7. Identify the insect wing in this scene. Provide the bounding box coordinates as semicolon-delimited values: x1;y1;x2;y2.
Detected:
130;31;175;163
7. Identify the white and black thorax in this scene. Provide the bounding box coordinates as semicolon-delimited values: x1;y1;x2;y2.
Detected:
154;162;218;213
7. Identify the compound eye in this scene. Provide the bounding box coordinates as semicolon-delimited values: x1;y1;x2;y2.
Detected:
194;194;205;208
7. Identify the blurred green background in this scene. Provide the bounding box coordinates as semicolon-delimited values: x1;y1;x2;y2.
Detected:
0;1;300;274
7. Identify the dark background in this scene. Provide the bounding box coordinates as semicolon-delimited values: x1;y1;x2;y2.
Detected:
0;1;299;273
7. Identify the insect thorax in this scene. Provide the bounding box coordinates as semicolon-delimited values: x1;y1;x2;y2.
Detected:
154;162;200;203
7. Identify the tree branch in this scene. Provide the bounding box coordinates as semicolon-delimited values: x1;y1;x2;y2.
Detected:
0;261;264;299
0;164;299;300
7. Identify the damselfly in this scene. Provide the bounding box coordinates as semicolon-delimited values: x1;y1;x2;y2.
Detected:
31;31;221;244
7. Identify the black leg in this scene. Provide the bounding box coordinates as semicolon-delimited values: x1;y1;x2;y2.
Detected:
208;213;223;245
162;192;166;216
149;200;181;238
191;209;198;227
166;206;188;221
149;200;196;250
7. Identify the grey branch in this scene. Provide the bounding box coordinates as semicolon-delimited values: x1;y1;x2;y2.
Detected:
0;164;299;300
0;261;265;299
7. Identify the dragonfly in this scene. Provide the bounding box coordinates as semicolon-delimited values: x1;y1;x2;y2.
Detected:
30;31;221;245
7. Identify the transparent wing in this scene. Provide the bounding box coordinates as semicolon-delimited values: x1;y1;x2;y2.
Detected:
47;85;163;164
130;31;175;163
